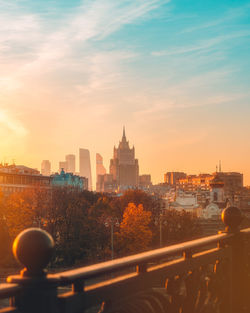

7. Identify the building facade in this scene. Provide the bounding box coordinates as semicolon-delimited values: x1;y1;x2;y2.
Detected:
0;164;51;196
139;175;152;189
51;169;88;190
164;172;187;185
178;174;214;191
96;173;117;193
177;172;243;200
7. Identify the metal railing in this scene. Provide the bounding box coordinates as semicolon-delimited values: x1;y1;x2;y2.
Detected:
0;206;249;313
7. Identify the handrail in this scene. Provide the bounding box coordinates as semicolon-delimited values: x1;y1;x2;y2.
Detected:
0;206;247;313
57;232;233;282
0;283;20;299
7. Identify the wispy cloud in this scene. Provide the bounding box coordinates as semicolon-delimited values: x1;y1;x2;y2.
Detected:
0;0;167;96
0;110;27;137
152;30;250;56
182;3;250;33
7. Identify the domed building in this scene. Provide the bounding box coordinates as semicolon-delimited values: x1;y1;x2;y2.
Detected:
197;173;227;219
210;173;225;205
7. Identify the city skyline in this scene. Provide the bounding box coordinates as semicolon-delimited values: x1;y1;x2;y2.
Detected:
0;0;250;185
2;127;249;187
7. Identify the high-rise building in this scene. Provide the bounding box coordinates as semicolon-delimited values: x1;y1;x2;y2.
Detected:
96;153;106;178
59;161;67;172
79;148;92;190
41;160;51;176
109;127;139;189
65;154;76;173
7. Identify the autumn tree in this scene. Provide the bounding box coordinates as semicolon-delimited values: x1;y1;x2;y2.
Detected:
0;190;11;266
110;189;161;219
4;189;39;240
115;203;152;255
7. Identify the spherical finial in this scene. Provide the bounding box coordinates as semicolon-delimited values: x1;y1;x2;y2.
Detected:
221;206;242;232
13;228;55;277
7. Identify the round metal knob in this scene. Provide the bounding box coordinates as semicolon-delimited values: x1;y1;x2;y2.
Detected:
221;206;242;232
13;228;55;277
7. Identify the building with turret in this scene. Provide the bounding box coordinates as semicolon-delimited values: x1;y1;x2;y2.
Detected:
51;169;88;190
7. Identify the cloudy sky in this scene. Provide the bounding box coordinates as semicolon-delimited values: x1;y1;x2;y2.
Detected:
1;0;250;187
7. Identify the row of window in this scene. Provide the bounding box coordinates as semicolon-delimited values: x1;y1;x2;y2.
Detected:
0;175;50;185
0;186;26;194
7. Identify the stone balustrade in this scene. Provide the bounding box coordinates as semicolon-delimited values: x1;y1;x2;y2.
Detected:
0;206;249;313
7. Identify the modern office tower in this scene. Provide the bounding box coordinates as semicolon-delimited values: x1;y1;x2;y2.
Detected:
65;154;76;173
96;153;106;192
96;153;106;177
109;127;139;189
59;161;67;172
79;148;92;191
41;160;51;176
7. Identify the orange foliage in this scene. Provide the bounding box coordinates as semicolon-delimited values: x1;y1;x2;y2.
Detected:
5;189;37;239
116;202;152;254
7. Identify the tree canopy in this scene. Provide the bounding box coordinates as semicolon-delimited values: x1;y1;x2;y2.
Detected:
115;202;152;255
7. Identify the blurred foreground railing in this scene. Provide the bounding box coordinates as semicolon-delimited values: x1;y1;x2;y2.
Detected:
1;206;250;313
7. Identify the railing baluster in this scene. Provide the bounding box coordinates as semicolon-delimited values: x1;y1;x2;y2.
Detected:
72;279;84;293
221;206;244;313
1;206;249;313
136;263;147;274
6;228;59;313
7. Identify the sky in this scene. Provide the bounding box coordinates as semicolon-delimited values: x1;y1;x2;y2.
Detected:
0;0;250;187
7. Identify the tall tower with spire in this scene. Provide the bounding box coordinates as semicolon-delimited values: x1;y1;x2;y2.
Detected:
109;127;139;189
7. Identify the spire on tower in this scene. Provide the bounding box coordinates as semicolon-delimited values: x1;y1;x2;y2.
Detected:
119;126;129;149
219;160;222;172
122;126;126;139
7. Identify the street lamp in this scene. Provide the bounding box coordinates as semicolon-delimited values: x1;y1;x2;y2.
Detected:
155;214;167;247
104;217;119;260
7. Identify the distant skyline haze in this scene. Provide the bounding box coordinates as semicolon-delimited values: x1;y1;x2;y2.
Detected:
0;0;249;185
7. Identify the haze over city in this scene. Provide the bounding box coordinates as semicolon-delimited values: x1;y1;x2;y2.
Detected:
1;0;250;185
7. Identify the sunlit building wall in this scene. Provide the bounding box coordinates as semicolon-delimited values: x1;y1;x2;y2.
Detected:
139;174;152;188
164;172;187;185
0;164;51;196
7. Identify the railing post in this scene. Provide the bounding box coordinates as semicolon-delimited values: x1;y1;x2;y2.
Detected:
6;228;59;313
221;206;245;313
